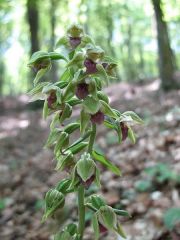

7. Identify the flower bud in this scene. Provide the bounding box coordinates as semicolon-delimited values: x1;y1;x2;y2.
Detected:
69;37;81;48
120;122;128;141
90;111;104;124
84;59;97;74
75;83;89;99
47;91;57;109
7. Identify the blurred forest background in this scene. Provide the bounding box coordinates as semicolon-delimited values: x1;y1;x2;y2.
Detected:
0;0;180;94
0;0;180;240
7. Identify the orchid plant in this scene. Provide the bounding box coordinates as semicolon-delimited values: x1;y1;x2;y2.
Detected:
28;24;143;240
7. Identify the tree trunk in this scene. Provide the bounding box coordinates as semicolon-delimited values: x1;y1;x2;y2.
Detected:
49;0;58;82
152;0;178;90
27;0;39;55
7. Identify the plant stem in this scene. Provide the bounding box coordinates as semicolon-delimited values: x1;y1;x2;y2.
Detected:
88;124;96;154
78;123;96;239
78;185;85;239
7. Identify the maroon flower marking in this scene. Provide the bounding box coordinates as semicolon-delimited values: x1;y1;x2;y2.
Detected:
84;58;97;74
90;111;105;125
120;122;129;141
75;83;89;99
47;91;57;109
69;37;81;48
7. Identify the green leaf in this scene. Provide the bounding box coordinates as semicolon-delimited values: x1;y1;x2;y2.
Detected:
135;180;152;192
65;131;91;152
103;55;119;65
67;97;82;106
66;51;84;68
48;52;67;61
54;132;69;155
28;51;49;65
92;214;100;240
128;126;136;144
55;179;72;194
54;231;71;240
43;100;49;119
163;208;180;230
96;63;109;85
116;223;127;239
80;109;90;134
55;36;69;48
42;189;65;222
59;103;72;124
68;142;88;155
64;122;80;134
92;150;121;176
60;68;71;82
123;111;144;124
66;223;77;236
97;206;117;229
83;96;100;114
100;100;117;118
56;152;74;171
113;209;130;217
87;195;106;210
50;111;60;130
34;67;50;85
97;91;109;104
45;128;60;147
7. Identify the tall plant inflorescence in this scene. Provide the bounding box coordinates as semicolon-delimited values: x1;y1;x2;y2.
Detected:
28;24;143;240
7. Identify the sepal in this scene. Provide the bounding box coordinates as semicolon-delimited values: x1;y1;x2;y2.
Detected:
42;189;65;222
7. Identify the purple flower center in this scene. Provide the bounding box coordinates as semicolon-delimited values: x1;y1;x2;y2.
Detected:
75;83;89;99
69;37;81;48
120;122;129;141
90;111;104;125
99;223;108;234
47;92;57;109
81;175;95;189
84;58;97;74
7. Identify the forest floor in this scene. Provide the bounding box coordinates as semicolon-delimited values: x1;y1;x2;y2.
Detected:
0;80;180;240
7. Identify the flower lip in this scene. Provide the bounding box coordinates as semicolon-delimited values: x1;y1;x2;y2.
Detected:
81;175;95;189
69;37;81;48
75;83;89;99
47;91;57;109
120;122;129;141
99;223;108;234
84;58;97;74
90;111;105;125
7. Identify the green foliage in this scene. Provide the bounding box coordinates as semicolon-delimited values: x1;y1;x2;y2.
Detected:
163;208;180;230
135;163;180;193
28;24;143;239
145;163;180;184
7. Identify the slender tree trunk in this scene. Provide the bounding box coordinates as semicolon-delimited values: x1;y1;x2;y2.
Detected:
27;0;39;55
106;6;121;81
49;0;58;82
0;60;4;95
152;0;178;90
